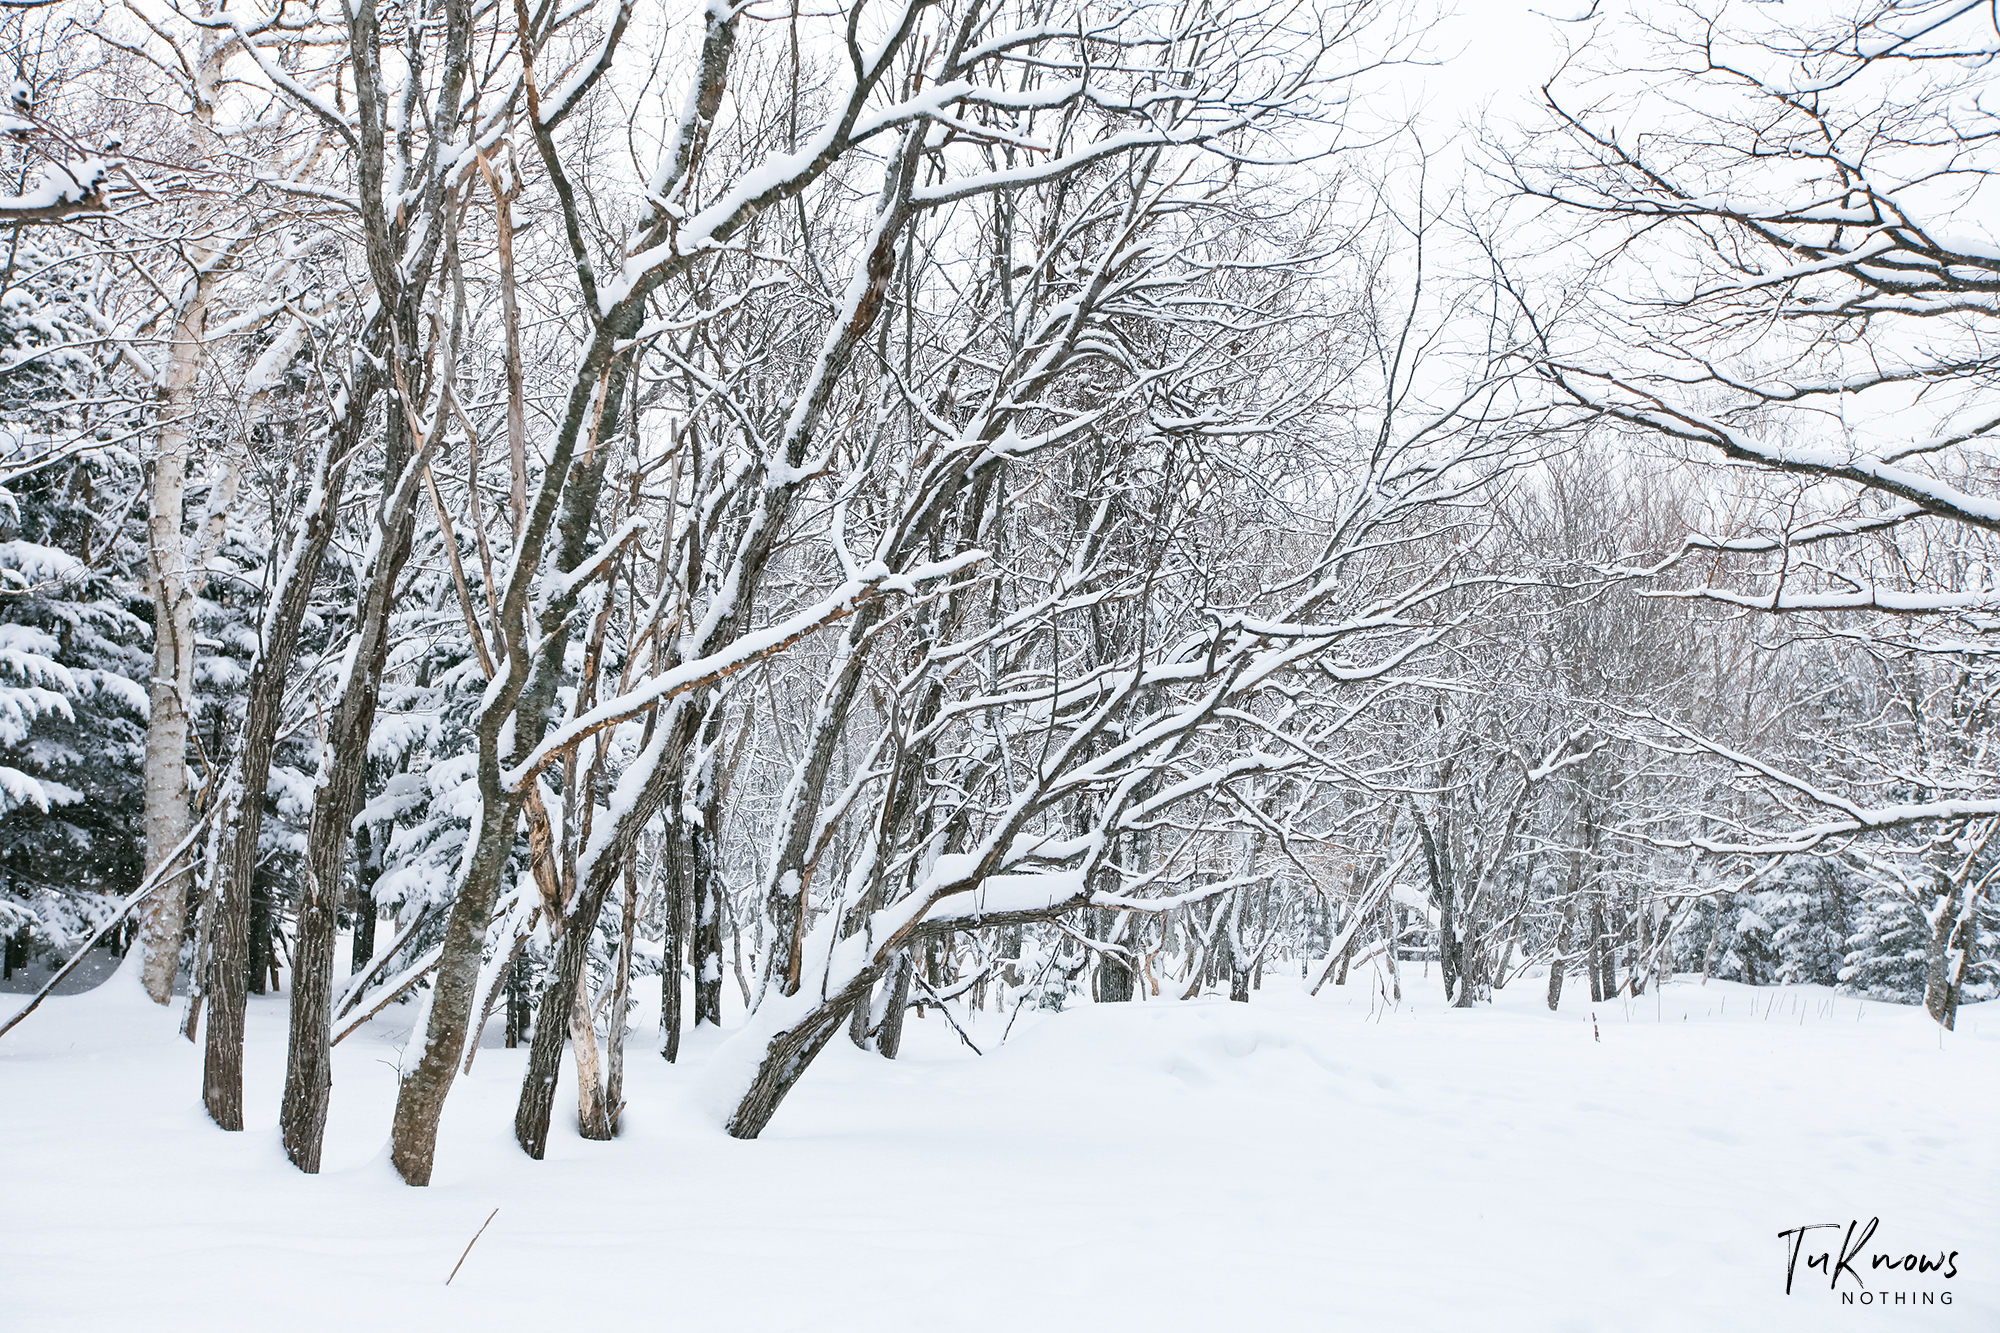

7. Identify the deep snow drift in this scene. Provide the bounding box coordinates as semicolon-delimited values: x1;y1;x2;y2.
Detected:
3;965;1992;1331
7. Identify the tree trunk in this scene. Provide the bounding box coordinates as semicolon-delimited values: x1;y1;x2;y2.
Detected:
847;978;875;1049
203;722;273;1131
391;820;517;1182
1629;890;1650;997
1414;807;1458;1002
278;854;338;1170
247;872;272;997
660;807;688;1061
1489;906;1521;992
505;949;528;1047
515;841;621;1159
1381;898;1401;1003
1586;901;1605;1003
922;934;941;1015
1595;901;1618;1000
692;809;724;1028
136;186;234;1007
136;39;267;1008
875;950;914;1059
1923;880;1967;1030
137;530;196;1005
1226;891;1252;1003
350;822;381;976
604;861;639;1131
180;849;215;1042
569;967;612;1141
725;984;869;1140
1097;908;1134;1002
1209;903;1234;997
1549;835;1586;1011
1547;901;1573;1012
1452;930;1479;1008
1099;949;1135;1002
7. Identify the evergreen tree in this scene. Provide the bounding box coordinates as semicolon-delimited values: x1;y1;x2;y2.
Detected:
0;225;148;952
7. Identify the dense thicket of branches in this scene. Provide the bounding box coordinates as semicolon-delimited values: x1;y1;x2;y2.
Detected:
0;0;1994;1185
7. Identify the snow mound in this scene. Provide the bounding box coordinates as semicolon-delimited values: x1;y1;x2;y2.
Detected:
995;997;1356;1092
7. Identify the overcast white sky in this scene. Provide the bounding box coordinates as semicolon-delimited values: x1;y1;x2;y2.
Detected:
1399;2;1577;138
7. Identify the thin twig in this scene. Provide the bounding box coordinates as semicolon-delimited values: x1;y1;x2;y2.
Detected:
1000;950;1061;1045
0;810;215;1042
446;1209;499;1286
913;973;983;1055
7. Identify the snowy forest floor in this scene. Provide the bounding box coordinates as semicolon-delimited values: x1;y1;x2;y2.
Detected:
4;964;1993;1331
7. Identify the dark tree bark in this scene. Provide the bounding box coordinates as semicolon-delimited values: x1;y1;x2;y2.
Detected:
1547;900;1574;1012
392;821;520;1180
659;804;688;1061
1924;877;1967;1030
1099;950;1135;1002
1544;888;1576;1012
847;979;875;1049
350;822;380;977
505;950;528;1048
1589;901;1613;1002
201;714;276;1131
1096;907;1133;1002
1412;790;1460;1004
1586;901;1604;1003
247;871;272;997
201;0;448;1124
1219;892;1251;1003
755;610;886;1002
1209;906;1232;996
1550;807;1590;1011
1629;889;1650;997
874;950;914;1060
725;981;871;1139
1382;898;1401;1003
691;747;726;1028
1596;901;1619;1000
504;0;928;1160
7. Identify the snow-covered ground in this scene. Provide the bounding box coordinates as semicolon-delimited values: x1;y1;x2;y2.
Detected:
4;965;1992;1331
